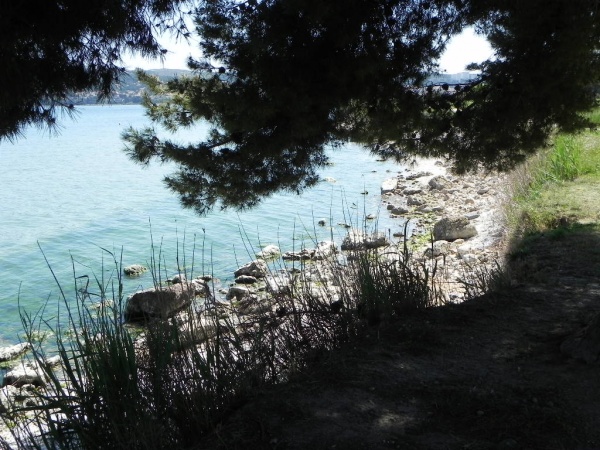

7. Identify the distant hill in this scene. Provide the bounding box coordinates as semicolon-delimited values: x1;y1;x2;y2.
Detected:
70;69;193;105
70;69;477;105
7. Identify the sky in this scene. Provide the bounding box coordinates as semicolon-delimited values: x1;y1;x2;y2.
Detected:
122;27;493;74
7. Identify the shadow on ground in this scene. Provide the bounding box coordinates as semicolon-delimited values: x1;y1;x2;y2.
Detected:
200;223;600;450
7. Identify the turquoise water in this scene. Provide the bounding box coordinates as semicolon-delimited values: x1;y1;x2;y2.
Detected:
0;105;404;346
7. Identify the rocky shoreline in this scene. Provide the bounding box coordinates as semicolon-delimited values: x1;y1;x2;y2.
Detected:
381;158;509;300
0;158;510;446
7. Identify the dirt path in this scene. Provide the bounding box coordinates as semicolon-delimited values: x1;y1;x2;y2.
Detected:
199;183;600;449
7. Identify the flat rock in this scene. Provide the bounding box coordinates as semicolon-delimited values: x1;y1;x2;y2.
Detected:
0;343;31;362
2;363;45;388
381;178;398;194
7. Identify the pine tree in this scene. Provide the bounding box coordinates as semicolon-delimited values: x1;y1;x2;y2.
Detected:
124;0;600;213
0;0;191;139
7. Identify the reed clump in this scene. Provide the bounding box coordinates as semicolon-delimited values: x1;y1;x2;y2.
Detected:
1;229;444;449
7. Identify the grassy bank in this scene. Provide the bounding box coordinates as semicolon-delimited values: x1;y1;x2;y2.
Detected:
503;109;600;285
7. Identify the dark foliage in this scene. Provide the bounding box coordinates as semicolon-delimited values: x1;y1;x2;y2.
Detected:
0;0;191;139
124;0;600;213
17;0;596;214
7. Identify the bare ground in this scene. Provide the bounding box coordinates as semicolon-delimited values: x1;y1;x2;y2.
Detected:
198;222;600;449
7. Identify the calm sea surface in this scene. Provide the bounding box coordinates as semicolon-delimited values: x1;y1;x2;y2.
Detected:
0;105;405;346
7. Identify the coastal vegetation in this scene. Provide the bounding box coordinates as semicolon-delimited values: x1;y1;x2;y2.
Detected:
2;0;600;448
2;110;600;447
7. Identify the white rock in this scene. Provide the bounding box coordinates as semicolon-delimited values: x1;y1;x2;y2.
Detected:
255;244;281;259
313;241;336;260
381;178;398;194
0;343;31;362
457;244;473;257
461;253;479;265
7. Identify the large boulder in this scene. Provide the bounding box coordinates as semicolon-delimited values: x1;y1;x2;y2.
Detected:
433;217;478;241
234;259;268;278
124;283;195;322
0;343;31;362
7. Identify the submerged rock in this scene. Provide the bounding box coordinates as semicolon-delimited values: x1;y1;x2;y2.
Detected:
123;264;148;277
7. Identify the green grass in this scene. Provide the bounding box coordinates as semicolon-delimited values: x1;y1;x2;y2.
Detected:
508;108;600;235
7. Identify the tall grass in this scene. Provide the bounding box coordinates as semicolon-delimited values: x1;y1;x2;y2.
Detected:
505;122;600;234
545;135;584;182
340;240;443;325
